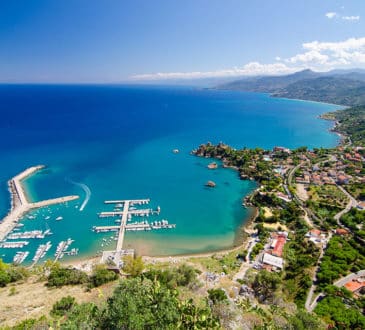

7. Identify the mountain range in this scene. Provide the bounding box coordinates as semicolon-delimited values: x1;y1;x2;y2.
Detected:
216;69;365;106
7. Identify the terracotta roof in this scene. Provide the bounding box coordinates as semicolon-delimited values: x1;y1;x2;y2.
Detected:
344;280;365;293
272;236;286;257
310;229;321;237
336;228;349;235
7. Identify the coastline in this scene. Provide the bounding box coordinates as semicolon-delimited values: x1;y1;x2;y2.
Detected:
66;208;258;269
0;166;79;242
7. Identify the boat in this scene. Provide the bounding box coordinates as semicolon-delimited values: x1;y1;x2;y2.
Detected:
13;251;29;265
55;216;63;221
172;149;179;154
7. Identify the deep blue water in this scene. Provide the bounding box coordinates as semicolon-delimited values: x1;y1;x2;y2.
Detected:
0;85;340;263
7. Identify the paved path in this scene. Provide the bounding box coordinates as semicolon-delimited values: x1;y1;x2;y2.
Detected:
305;232;332;312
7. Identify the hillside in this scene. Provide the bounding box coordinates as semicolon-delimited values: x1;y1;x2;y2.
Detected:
273;77;365;106
217;69;365;106
217;69;320;93
322;105;365;146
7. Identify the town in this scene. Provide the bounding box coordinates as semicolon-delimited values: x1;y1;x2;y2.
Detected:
193;139;365;323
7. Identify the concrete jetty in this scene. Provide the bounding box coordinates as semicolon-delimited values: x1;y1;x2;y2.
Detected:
0;166;79;241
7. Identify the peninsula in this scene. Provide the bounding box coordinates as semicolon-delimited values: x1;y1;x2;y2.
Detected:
0;166;79;242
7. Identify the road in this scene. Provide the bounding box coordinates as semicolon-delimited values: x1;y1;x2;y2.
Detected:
307;269;365;312
334;269;365;287
304;232;331;312
334;185;358;226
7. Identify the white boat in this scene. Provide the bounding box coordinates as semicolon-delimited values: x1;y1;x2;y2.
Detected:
55;216;63;221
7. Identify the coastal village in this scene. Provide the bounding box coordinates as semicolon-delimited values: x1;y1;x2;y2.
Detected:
192;138;365;316
1;114;365;327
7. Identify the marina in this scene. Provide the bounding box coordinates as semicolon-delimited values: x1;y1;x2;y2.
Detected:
0;166;80;243
93;198;176;267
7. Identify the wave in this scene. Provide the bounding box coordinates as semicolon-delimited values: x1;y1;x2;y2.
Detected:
65;178;91;211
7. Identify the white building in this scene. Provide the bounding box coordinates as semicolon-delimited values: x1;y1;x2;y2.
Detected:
262;253;284;270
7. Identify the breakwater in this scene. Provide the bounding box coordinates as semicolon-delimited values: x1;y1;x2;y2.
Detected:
0;166;79;241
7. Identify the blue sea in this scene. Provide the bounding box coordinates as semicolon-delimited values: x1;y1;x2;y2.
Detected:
0;85;340;264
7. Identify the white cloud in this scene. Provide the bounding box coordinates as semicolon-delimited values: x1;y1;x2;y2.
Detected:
325;12;337;19
286;50;329;65
130;37;365;80
131;62;298;80
342;15;360;21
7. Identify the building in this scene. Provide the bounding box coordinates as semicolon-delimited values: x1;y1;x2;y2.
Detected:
335;228;349;236
357;202;365;211
344;279;365;297
272;235;286;257
262;253;283;270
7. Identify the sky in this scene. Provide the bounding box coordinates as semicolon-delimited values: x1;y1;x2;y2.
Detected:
1;0;365;82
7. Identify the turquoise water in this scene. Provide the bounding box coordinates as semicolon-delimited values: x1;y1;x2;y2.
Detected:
0;85;340;264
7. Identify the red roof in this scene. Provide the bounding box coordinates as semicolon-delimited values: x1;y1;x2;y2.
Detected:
345;280;365;293
336;228;349;235
310;229;321;237
272;236;286;257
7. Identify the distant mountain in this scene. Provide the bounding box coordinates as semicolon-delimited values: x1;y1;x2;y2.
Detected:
216;69;321;93
273;77;365;106
216;69;365;106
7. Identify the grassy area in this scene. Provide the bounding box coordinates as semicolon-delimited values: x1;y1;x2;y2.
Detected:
188;250;244;275
306;185;347;224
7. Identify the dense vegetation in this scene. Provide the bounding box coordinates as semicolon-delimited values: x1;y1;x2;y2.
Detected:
317;236;365;289
46;263;118;288
340;208;365;240
0;258;29;287
324;105;365;146
142;264;198;289
273;77;365;106
283;232;319;307
315;295;365;329
217;69;365;106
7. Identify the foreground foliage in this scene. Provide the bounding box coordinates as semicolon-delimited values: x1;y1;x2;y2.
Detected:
0;258;29;287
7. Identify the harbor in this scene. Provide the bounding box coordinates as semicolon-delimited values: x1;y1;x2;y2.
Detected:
93;198;176;267
0;165;79;242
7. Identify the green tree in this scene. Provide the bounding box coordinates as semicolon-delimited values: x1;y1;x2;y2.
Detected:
208;288;227;304
88;264;118;288
101;278;218;329
50;296;76;317
122;255;144;277
252;270;281;303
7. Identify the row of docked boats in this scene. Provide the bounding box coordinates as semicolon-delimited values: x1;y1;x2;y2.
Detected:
54;238;75;260
13;251;29;265
7;229;52;240
0;241;29;248
32;241;52;263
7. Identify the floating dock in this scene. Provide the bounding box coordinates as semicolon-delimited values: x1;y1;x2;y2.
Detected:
0;241;29;248
54;238;74;262
31;241;52;266
94;198;176;266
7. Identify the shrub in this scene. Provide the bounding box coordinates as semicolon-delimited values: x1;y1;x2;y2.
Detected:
208;288;228;304
88;265;118;288
51;296;76;317
47;267;88;287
